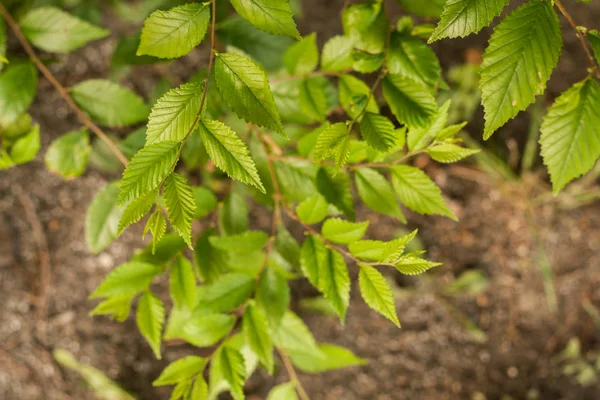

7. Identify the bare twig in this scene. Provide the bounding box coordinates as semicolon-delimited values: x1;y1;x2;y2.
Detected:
277;347;310;400
0;3;129;166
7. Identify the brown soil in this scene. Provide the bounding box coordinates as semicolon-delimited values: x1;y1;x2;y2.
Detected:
1;1;600;399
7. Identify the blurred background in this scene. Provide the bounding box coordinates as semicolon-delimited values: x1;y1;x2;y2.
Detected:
1;0;599;399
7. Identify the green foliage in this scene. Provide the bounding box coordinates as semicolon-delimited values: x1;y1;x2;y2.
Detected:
5;0;599;396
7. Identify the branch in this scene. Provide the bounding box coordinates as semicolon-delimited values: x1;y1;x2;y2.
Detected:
276;347;310;400
0;3;129;166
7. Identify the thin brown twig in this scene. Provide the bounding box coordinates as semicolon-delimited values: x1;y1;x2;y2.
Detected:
276;347;310;400
555;0;600;78
0;3;129;166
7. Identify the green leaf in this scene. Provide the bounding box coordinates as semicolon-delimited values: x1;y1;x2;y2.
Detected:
274;159;318;202
118;191;156;234
273;226;301;269
359;113;400;152
0;63;37;126
407;100;451;151
299;77;328;122
256;266;290;326
267;382;298;400
194;229;228;282
135;233;186;266
387;32;441;90
316;167;355;220
589;30;600;65
243;303;274;373
321;35;354;72
0;16;6;73
272;311;322;357
164;173;196;247
300;234;327;288
539;78;600;194
144;211;168;254
342;1;387;53
136;291;165;359
86;182;125;254
170;255;197;310
426;143;480;163
318;249;350;322
146;82;203;144
209;230;269;252
215;53;285;136
479;0;562;139
321;218;369;244
198;119;265;193
352;50;384;73
19;7;109;53
71;80;149;128
394;257;442;275
358;265;400;327
219;192;249;236
198;273;255;313
193;186;218;218
289;343;366;373
382;75;437;128
296;193;328;224
89;294;135;322
391;165;457;220
182;314;235;347
312;122;348;161
283;32;318;75
355;167;405;221
190;376;208;400
230;0;299;37
10;124;40;164
119;141;179;205
138;3;210;59
90;261;160;298
45;129;91;179
429;0;509;42
170;380;192;400
394;0;445;18
213;346;246;400
338;74;379;119
153;356;207;386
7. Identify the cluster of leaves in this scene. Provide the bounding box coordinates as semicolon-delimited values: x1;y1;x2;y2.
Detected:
1;0;598;398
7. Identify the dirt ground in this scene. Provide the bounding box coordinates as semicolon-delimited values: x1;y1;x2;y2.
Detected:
1;1;600;399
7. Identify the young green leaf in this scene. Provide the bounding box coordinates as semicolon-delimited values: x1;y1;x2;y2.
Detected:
0;63;37;126
256;267;290;326
321;35;354;72
153;356;207;386
394;257;442;275
86;182;125;254
194;228;229;283
182;314;235;347
243;303;274;373
219;192;250;236
267;382;298;400
321;218;369;244
318;249;350;322
146;82;204;144
230;0;299;38
295;194;327;225
10;124;40;165
391;165;457;220
138;3;210;59
190;376;208;400
299;77;328;122
387;32;441;90
349;240;387;262
197;119;266;193
382;75;437;128
136;291;165;359
342;1;387;54
170;380;192;400
164;173;196;247
480;0;562;139
359;113;399;152
144;211;168;254
407;100;451;151
198;273;255;313
426;143;480;163
45;129;91;179
90;261;161;299
215;53;286;136
118;191;156;234
316;167;355;220
71;80;149;128
394;0;445;18
19;7;109;53
354;168;405;222
193;186;218;219
338;74;379;119
209;231;269;252
589;30;600;65
89;294;135;323
359;265;400;327
300;234;327;288
170;255;197;310
429;0;509;42
283;32;318;75
118;141;179;205
312;122;348;162
213;346;246;400
288;343;366;373
272;311;322;357
135;233;186;266
539;78;600;194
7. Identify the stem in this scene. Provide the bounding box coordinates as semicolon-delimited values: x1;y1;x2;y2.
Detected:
277;347;310;400
554;0;600;79
269;70;347;84
0;3;129;166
